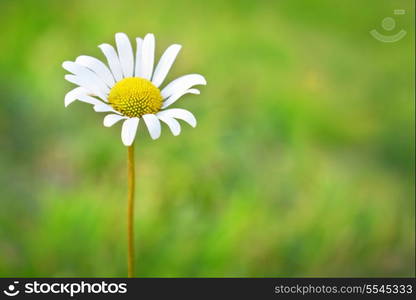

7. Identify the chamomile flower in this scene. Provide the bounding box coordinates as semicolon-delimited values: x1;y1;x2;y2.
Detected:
63;33;206;146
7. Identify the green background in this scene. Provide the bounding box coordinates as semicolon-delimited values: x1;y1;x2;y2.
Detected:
0;0;414;277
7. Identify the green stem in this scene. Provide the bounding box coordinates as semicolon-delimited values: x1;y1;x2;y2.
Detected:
127;144;135;277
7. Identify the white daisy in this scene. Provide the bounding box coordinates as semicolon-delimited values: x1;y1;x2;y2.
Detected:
63;32;206;146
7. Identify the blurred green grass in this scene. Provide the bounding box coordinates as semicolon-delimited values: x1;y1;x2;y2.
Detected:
0;0;414;277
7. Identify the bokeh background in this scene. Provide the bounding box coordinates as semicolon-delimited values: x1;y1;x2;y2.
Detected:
0;0;414;277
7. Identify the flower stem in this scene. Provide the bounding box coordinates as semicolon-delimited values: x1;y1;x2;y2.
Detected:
127;144;135;278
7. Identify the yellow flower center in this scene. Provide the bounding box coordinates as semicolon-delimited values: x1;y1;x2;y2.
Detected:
108;77;163;117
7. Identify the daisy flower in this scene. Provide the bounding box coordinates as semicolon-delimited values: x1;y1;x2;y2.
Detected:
63;33;206;277
63;32;206;146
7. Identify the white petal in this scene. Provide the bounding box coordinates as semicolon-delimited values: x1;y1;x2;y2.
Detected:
140;33;155;80
162;88;200;109
158;108;197;127
98;43;123;81
93;103;120;114
115;32;134;78
161;74;206;99
103;114;127;127
121;118;140;146
64;74;108;101
157;114;181;136
75;55;115;87
64;87;90;107
63;61;109;93
77;95;105;106
63;61;109;100
152;44;181;87
142;114;161;140
134;37;143;77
